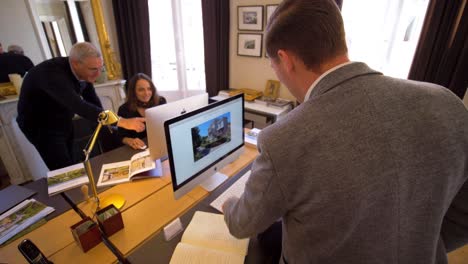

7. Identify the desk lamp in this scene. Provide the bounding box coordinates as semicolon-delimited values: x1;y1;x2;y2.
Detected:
83;110;125;210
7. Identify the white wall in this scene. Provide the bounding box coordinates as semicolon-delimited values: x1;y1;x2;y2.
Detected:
0;0;46;65
229;0;294;102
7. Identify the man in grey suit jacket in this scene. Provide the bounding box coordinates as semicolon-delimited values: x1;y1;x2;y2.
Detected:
223;0;468;263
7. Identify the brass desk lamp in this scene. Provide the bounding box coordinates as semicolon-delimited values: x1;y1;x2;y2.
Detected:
83;110;125;210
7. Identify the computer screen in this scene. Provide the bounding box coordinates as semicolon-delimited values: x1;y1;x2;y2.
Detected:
164;93;245;199
146;93;209;161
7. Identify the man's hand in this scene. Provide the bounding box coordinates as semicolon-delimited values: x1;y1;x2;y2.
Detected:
122;137;147;150
118;117;146;132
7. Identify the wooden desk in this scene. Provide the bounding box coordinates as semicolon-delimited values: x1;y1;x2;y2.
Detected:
0;144;258;263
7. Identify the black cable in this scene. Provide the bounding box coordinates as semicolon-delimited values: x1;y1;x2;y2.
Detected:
98;225;130;264
60;192;87;220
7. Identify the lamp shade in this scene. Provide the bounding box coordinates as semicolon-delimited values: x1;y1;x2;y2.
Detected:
99;110;119;125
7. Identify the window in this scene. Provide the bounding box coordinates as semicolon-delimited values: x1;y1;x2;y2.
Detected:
148;0;206;99
342;0;429;79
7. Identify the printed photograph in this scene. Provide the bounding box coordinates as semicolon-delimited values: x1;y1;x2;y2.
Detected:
47;168;86;187
243;11;257;24
244;40;256;49
130;154;153;173
191;112;232;162
101;165;129;183
0;200;46;240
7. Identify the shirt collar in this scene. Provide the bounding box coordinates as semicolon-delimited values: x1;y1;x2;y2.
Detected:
304;61;355;102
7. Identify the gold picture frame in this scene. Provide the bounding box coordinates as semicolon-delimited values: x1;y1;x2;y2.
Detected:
264;80;280;99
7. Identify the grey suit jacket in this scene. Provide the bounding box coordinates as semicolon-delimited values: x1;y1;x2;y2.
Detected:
224;62;468;263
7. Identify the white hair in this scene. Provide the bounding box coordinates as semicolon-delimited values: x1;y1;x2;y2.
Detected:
69;42;101;62
8;44;24;55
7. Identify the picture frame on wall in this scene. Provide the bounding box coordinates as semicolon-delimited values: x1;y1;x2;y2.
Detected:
266;4;279;25
238;33;263;57
238;5;264;31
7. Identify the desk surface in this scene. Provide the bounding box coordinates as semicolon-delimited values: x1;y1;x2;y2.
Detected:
0;142;259;263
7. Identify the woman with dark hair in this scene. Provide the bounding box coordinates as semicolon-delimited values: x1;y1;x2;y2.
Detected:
118;73;166;149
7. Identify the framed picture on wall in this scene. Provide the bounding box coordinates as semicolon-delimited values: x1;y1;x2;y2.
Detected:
238;6;264;31
266;4;279;25
238;33;263;57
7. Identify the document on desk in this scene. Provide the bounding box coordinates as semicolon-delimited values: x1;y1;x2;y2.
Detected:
0;199;54;245
169;211;249;264
210;170;251;212
97;150;162;187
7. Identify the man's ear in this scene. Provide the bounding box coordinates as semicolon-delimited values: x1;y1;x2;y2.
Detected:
277;49;295;73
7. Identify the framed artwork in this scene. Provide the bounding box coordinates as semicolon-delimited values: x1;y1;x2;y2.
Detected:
238;6;264;31
238;33;263;57
264;80;280;99
266;5;279;25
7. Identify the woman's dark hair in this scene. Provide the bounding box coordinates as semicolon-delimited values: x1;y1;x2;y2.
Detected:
125;73;160;112
265;0;347;71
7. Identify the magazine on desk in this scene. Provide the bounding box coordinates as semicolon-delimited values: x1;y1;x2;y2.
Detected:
0;199;55;245
170;211;249;264
47;163;89;196
97;150;162;187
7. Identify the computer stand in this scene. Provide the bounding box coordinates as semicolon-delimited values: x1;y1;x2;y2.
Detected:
199;172;228;192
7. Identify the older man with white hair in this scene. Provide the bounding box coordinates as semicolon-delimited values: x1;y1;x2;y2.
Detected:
17;42;145;170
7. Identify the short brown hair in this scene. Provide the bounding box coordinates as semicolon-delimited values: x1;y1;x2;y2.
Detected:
125;73;160;112
265;0;347;70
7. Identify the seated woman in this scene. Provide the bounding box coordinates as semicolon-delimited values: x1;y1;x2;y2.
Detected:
118;73;166;149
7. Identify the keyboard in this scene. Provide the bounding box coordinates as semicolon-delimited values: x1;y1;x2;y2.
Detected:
210;170;251;212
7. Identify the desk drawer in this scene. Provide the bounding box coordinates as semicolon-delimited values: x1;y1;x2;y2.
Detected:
244;112;272;129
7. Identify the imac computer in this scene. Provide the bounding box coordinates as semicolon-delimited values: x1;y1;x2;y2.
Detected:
146;93;209;161
164;93;245;199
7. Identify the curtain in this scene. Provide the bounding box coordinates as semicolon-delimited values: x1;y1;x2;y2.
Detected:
408;0;468;99
201;0;230;97
112;0;152;82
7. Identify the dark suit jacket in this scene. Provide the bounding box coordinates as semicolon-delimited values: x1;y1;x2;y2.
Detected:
17;57;102;141
224;62;468;263
0;52;34;82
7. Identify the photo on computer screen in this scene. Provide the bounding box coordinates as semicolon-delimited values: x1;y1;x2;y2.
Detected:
191;112;231;162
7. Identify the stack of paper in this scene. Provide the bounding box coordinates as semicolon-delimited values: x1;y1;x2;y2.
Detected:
170;211;249;264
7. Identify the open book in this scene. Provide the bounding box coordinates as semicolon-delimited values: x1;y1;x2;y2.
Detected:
170;211;249;264
97;150;162;187
0;199;55;245
47;163;89;196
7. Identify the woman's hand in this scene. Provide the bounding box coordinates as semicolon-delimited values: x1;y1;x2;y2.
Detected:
122;137;147;150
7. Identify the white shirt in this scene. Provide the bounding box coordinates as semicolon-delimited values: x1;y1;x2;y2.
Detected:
304;61;355;101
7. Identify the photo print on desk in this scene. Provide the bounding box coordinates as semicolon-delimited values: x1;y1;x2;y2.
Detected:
238;5;264;31
238;33;263;57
